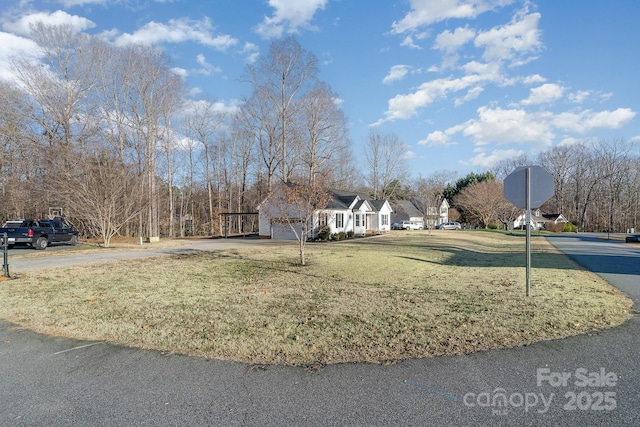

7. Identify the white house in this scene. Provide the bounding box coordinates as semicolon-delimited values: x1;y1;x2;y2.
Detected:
258;188;392;240
408;197;450;229
513;209;569;230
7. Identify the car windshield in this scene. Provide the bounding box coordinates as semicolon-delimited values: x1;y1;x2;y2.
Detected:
2;221;23;227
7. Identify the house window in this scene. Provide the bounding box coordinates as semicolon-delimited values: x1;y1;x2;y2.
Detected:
318;213;328;227
381;214;389;226
336;213;344;228
355;214;360;227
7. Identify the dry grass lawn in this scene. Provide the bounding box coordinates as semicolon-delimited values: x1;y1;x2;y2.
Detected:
0;231;632;366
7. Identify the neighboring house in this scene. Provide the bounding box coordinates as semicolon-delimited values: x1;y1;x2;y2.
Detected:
258;188;392;240
513;209;568;230
410;197;450;229
390;200;425;229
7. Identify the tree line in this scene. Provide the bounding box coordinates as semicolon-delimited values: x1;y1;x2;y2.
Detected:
439;139;639;232
0;25;366;245
1;24;637;244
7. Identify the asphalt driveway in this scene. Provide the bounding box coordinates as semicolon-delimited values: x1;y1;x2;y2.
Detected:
1;234;638;426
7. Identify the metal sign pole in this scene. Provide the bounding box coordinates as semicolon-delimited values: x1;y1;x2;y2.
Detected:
504;165;554;297
2;232;9;278
525;167;531;296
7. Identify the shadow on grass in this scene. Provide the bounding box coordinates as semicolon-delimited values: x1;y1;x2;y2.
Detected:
174;232;640;278
395;250;574;270
393;233;640;277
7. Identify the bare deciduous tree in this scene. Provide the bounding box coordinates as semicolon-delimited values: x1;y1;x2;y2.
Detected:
454;180;509;228
365;130;409;199
237;89;280;193
413;170;458;226
115;44;183;238
0;82;32;220
58;145;148;247
182;100;226;235
299;81;349;185
537;145;572;215
243;36;319;185
13;23;97;150
262;182;330;265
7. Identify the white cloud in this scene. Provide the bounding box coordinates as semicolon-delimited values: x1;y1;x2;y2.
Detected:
434;26;475;54
2;10;96;36
171;67;188;78
195;54;222;76
383;65;410;84
629;135;640;144
474;12;542;66
466;148;524;168
59;0;109;6
454;85;483;106
240;42;259;63
552;108;636;133
400;31;429;49
519;83;564;105
392;0;514;34
400;35;421;49
460;60;497;77
377;6;545;126
567;90;591;104
179;98;241;122
376;65;501;123
113;17;237;51
403;150;417;160
419;130;455;147
254;0;328;39
557;137;583;147
422;106;636;161
0;31;41;81
522;74;546;85
189;87;203;97
464;106;555;146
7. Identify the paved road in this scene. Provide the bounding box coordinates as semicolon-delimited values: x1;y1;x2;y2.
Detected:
1;235;638;426
545;233;640;309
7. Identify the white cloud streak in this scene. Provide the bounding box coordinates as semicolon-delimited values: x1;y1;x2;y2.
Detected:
392;0;515;34
254;0;328;39
434;26;475;54
474;12;542;64
420;106;636;155
519;83;564;106
113;17;237;51
0;32;41;81
2;10;96;35
383;65;411;84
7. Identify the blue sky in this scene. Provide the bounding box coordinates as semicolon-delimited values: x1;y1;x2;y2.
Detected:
1;0;638;180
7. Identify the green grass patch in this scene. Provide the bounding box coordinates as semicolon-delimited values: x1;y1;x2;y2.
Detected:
0;231;632;366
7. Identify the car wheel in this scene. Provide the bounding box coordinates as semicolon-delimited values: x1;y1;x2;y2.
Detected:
33;237;48;250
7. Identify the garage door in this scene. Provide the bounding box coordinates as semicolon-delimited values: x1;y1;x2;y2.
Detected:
271;222;303;240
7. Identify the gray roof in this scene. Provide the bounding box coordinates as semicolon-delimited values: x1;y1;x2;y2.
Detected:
326;190;387;212
390;199;423;218
368;199;388;211
326;190;358;209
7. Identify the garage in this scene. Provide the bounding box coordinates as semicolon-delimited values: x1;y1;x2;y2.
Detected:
271;221;303;240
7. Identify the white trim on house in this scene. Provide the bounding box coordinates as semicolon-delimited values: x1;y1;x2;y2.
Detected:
423;198;450;228
258;188;392;240
513;209;568;230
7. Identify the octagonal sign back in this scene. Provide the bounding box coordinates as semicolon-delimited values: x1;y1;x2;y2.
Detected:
504;166;555;209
